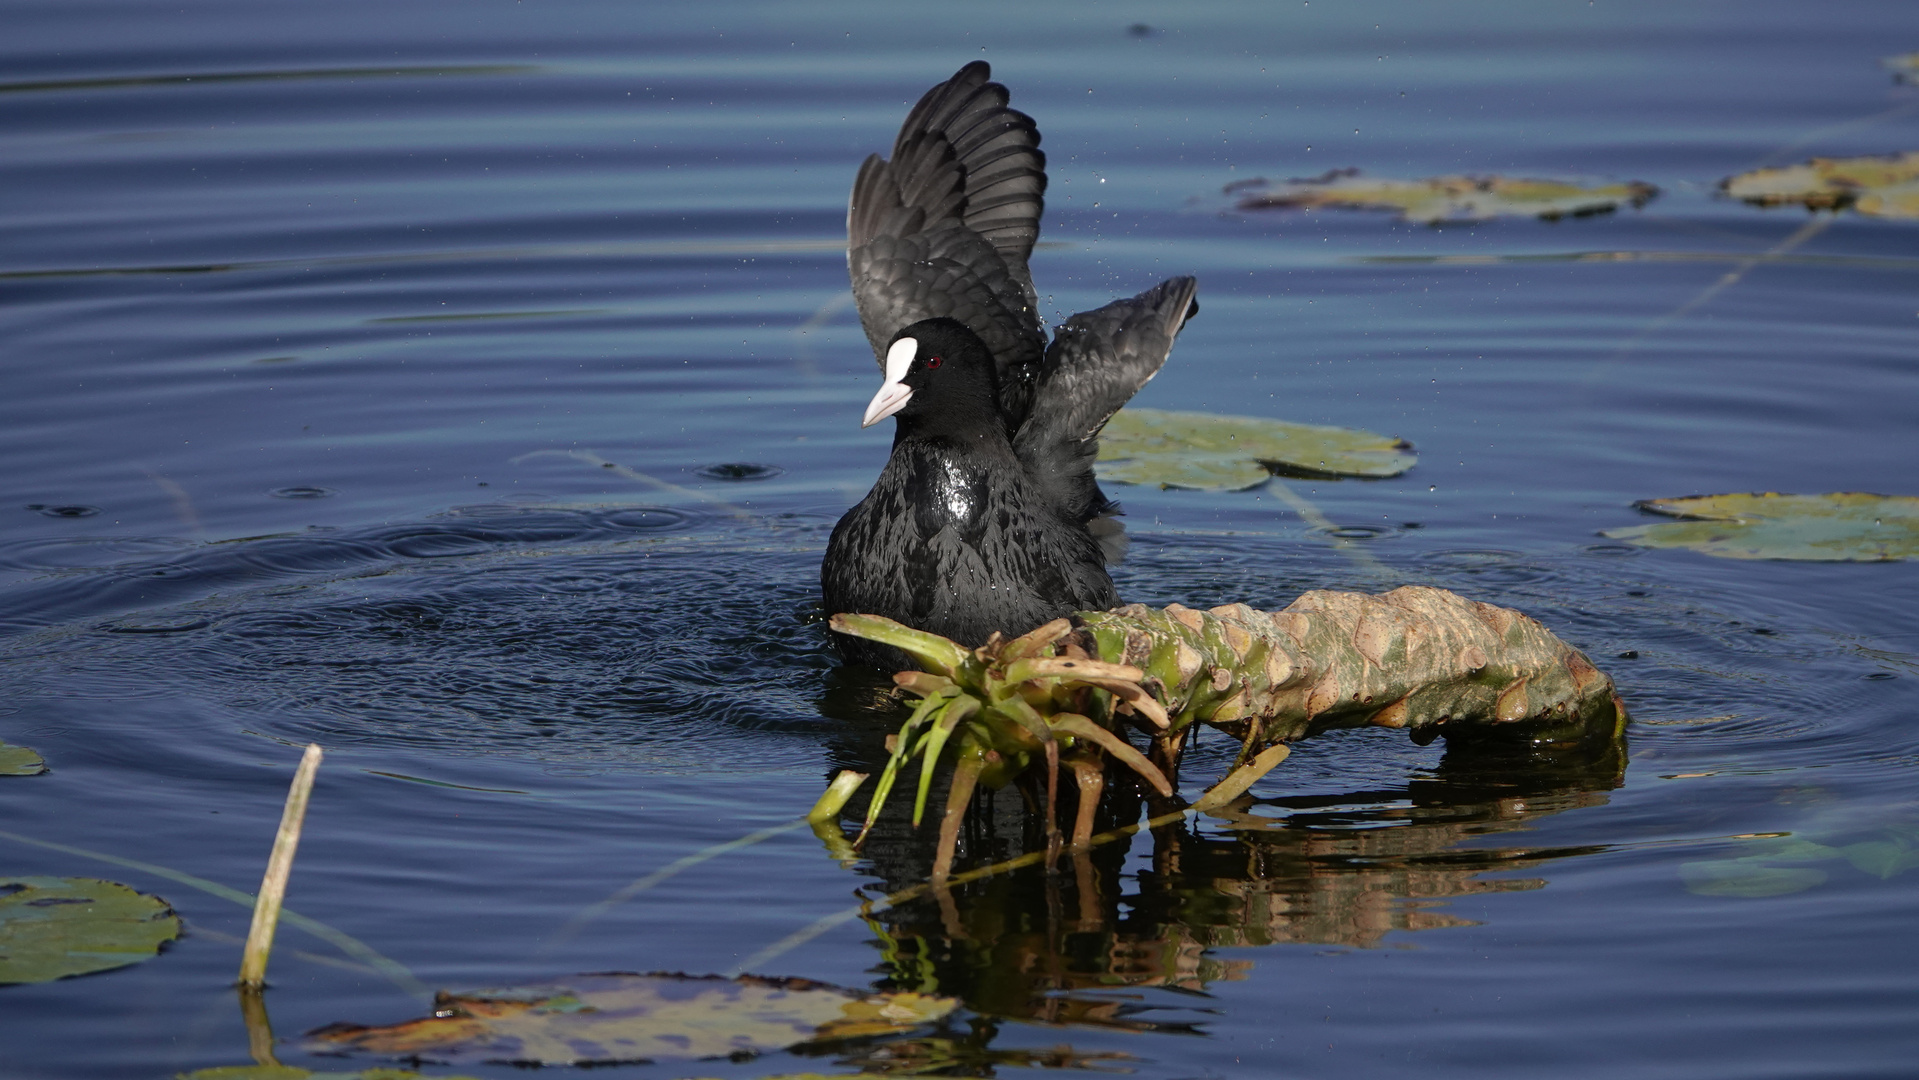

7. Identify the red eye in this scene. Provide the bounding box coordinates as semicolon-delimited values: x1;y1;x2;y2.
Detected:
926;356;942;369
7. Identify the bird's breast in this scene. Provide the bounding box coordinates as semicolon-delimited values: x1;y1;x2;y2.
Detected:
906;448;994;540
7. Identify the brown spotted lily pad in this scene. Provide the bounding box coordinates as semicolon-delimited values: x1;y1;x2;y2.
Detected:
1097;407;1414;490
1;741;47;776
1721;151;1919;219
0;876;180;983
1602;492;1919;562
1229;168;1657;224
306;972;957;1066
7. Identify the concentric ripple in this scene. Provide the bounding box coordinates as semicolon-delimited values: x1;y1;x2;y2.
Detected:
0;507;837;772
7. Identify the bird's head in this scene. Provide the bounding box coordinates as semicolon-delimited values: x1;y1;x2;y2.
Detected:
860;318;1001;434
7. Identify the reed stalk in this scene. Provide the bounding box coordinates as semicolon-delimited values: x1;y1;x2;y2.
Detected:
238;743;322;988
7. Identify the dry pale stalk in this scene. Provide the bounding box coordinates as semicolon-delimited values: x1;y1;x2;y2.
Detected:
238;742;323;988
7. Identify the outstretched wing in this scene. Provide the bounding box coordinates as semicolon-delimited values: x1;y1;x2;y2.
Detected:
848;62;1049;424
1012;276;1200;545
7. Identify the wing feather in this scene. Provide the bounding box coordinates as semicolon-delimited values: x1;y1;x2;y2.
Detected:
1012;276;1201;540
848;62;1048;423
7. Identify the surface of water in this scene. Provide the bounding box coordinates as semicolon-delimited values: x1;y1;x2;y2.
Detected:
4;2;1917;1077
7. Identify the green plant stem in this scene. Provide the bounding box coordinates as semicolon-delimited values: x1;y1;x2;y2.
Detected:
0;828;424;1000
548;818;810;951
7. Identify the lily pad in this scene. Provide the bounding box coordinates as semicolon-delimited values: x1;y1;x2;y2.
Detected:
1096;407;1415;490
306;972;958;1066
1229;168;1658;224
1680;860;1829;898
0;876;180;983
1842;838;1919;879
1;741;47;776
1601;492;1919;562
1721;151;1919;219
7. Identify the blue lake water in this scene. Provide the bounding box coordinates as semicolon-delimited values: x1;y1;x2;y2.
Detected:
3;2;1917;1076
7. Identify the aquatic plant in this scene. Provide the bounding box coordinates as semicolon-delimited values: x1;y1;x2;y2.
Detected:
830;585;1626;879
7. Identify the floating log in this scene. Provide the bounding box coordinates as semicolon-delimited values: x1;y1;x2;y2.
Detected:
829;586;1626;879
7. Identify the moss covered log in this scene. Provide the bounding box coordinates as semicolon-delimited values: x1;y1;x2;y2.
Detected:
1085;585;1622;750
829;585;1626;880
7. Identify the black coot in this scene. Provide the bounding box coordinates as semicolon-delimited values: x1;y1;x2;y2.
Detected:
822;62;1198;668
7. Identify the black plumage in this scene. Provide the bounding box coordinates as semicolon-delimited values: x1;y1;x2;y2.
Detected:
823;62;1198;668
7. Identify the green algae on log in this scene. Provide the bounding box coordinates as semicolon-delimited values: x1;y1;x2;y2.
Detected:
1082;587;1621;746
830;586;1625;878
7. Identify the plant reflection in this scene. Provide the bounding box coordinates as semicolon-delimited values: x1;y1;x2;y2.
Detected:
825;708;1625;1033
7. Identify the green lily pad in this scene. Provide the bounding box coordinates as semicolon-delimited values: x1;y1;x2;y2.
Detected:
1721;151;1919;219
1680;860;1828;898
1842;839;1919;879
1;741;47;776
1601;492;1919;562
1096;407;1415;490
306;973;958;1066
1882;53;1919;84
0;876;180;983
1682;828;1919;896
1735;838;1844;863
1229;168;1658;224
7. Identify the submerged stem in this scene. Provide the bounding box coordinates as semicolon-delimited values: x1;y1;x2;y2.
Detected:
932;751;985;884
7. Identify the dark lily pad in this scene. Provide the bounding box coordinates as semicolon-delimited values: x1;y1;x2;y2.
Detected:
1602;492;1919;562
1721;152;1919;219
0;876;180;983
1;741;47;776
306;972;957;1066
1230;168;1657;224
1097;407;1415;491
